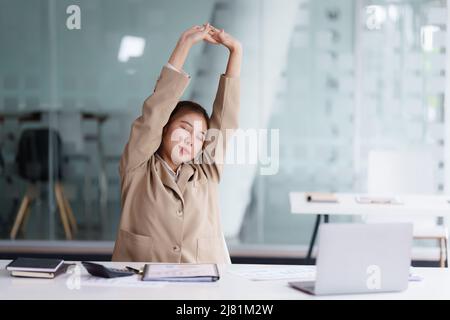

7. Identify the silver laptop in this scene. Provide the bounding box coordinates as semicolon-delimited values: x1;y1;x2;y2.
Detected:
289;223;413;296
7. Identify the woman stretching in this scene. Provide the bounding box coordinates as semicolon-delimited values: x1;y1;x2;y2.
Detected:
112;23;242;263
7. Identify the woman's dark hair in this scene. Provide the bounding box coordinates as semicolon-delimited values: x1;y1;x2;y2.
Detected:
168;100;210;128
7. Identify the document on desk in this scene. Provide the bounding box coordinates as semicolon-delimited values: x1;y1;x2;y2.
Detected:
142;263;220;282
229;266;421;282
80;274;165;288
228;265;316;281
355;196;403;205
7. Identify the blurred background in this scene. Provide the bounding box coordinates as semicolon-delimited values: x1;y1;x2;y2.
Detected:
0;0;448;265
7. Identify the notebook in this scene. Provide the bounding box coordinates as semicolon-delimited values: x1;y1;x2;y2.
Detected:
142;263;220;282
305;192;338;203
10;263;71;279
6;257;64;273
355;196;403;205
5;257;72;279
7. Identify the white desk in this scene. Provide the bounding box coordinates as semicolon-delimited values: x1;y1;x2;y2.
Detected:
289;192;450;260
290;192;450;217
1;260;450;300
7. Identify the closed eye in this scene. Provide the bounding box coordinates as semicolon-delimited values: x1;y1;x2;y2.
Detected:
179;124;191;133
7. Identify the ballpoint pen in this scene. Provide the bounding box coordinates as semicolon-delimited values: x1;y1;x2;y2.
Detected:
126;266;143;275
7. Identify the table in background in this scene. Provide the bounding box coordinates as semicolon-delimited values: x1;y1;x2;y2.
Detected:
289;192;450;261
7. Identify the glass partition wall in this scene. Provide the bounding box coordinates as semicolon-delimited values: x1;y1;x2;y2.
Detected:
0;0;217;241
0;0;449;257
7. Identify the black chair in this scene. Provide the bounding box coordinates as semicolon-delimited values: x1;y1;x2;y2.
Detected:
0;147;4;176
10;128;77;239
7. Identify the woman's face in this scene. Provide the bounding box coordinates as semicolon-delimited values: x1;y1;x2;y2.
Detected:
161;110;207;166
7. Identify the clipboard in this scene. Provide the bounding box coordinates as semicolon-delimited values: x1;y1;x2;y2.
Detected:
142;263;220;282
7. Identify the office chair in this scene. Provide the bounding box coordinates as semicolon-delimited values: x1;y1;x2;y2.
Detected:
10;128;77;240
365;149;447;267
0;146;4;175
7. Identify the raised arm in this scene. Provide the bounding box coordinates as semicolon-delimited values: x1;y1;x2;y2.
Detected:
201;29;242;181
120;24;215;175
220;30;242;78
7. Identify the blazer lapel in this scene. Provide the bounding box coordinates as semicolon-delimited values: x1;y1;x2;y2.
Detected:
156;159;184;205
177;164;195;194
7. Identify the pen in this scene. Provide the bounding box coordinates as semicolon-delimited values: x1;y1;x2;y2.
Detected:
126;266;143;275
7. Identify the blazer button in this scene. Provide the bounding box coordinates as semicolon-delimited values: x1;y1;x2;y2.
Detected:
173;245;181;252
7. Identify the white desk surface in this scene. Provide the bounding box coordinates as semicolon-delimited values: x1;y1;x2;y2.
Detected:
1;260;450;300
290;192;450;216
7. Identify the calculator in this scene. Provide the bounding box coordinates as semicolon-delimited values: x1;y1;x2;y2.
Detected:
81;261;135;278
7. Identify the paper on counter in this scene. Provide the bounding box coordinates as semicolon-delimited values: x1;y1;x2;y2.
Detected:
80;274;165;288
228;265;316;281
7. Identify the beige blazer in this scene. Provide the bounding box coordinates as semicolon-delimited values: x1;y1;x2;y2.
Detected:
111;66;240;263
